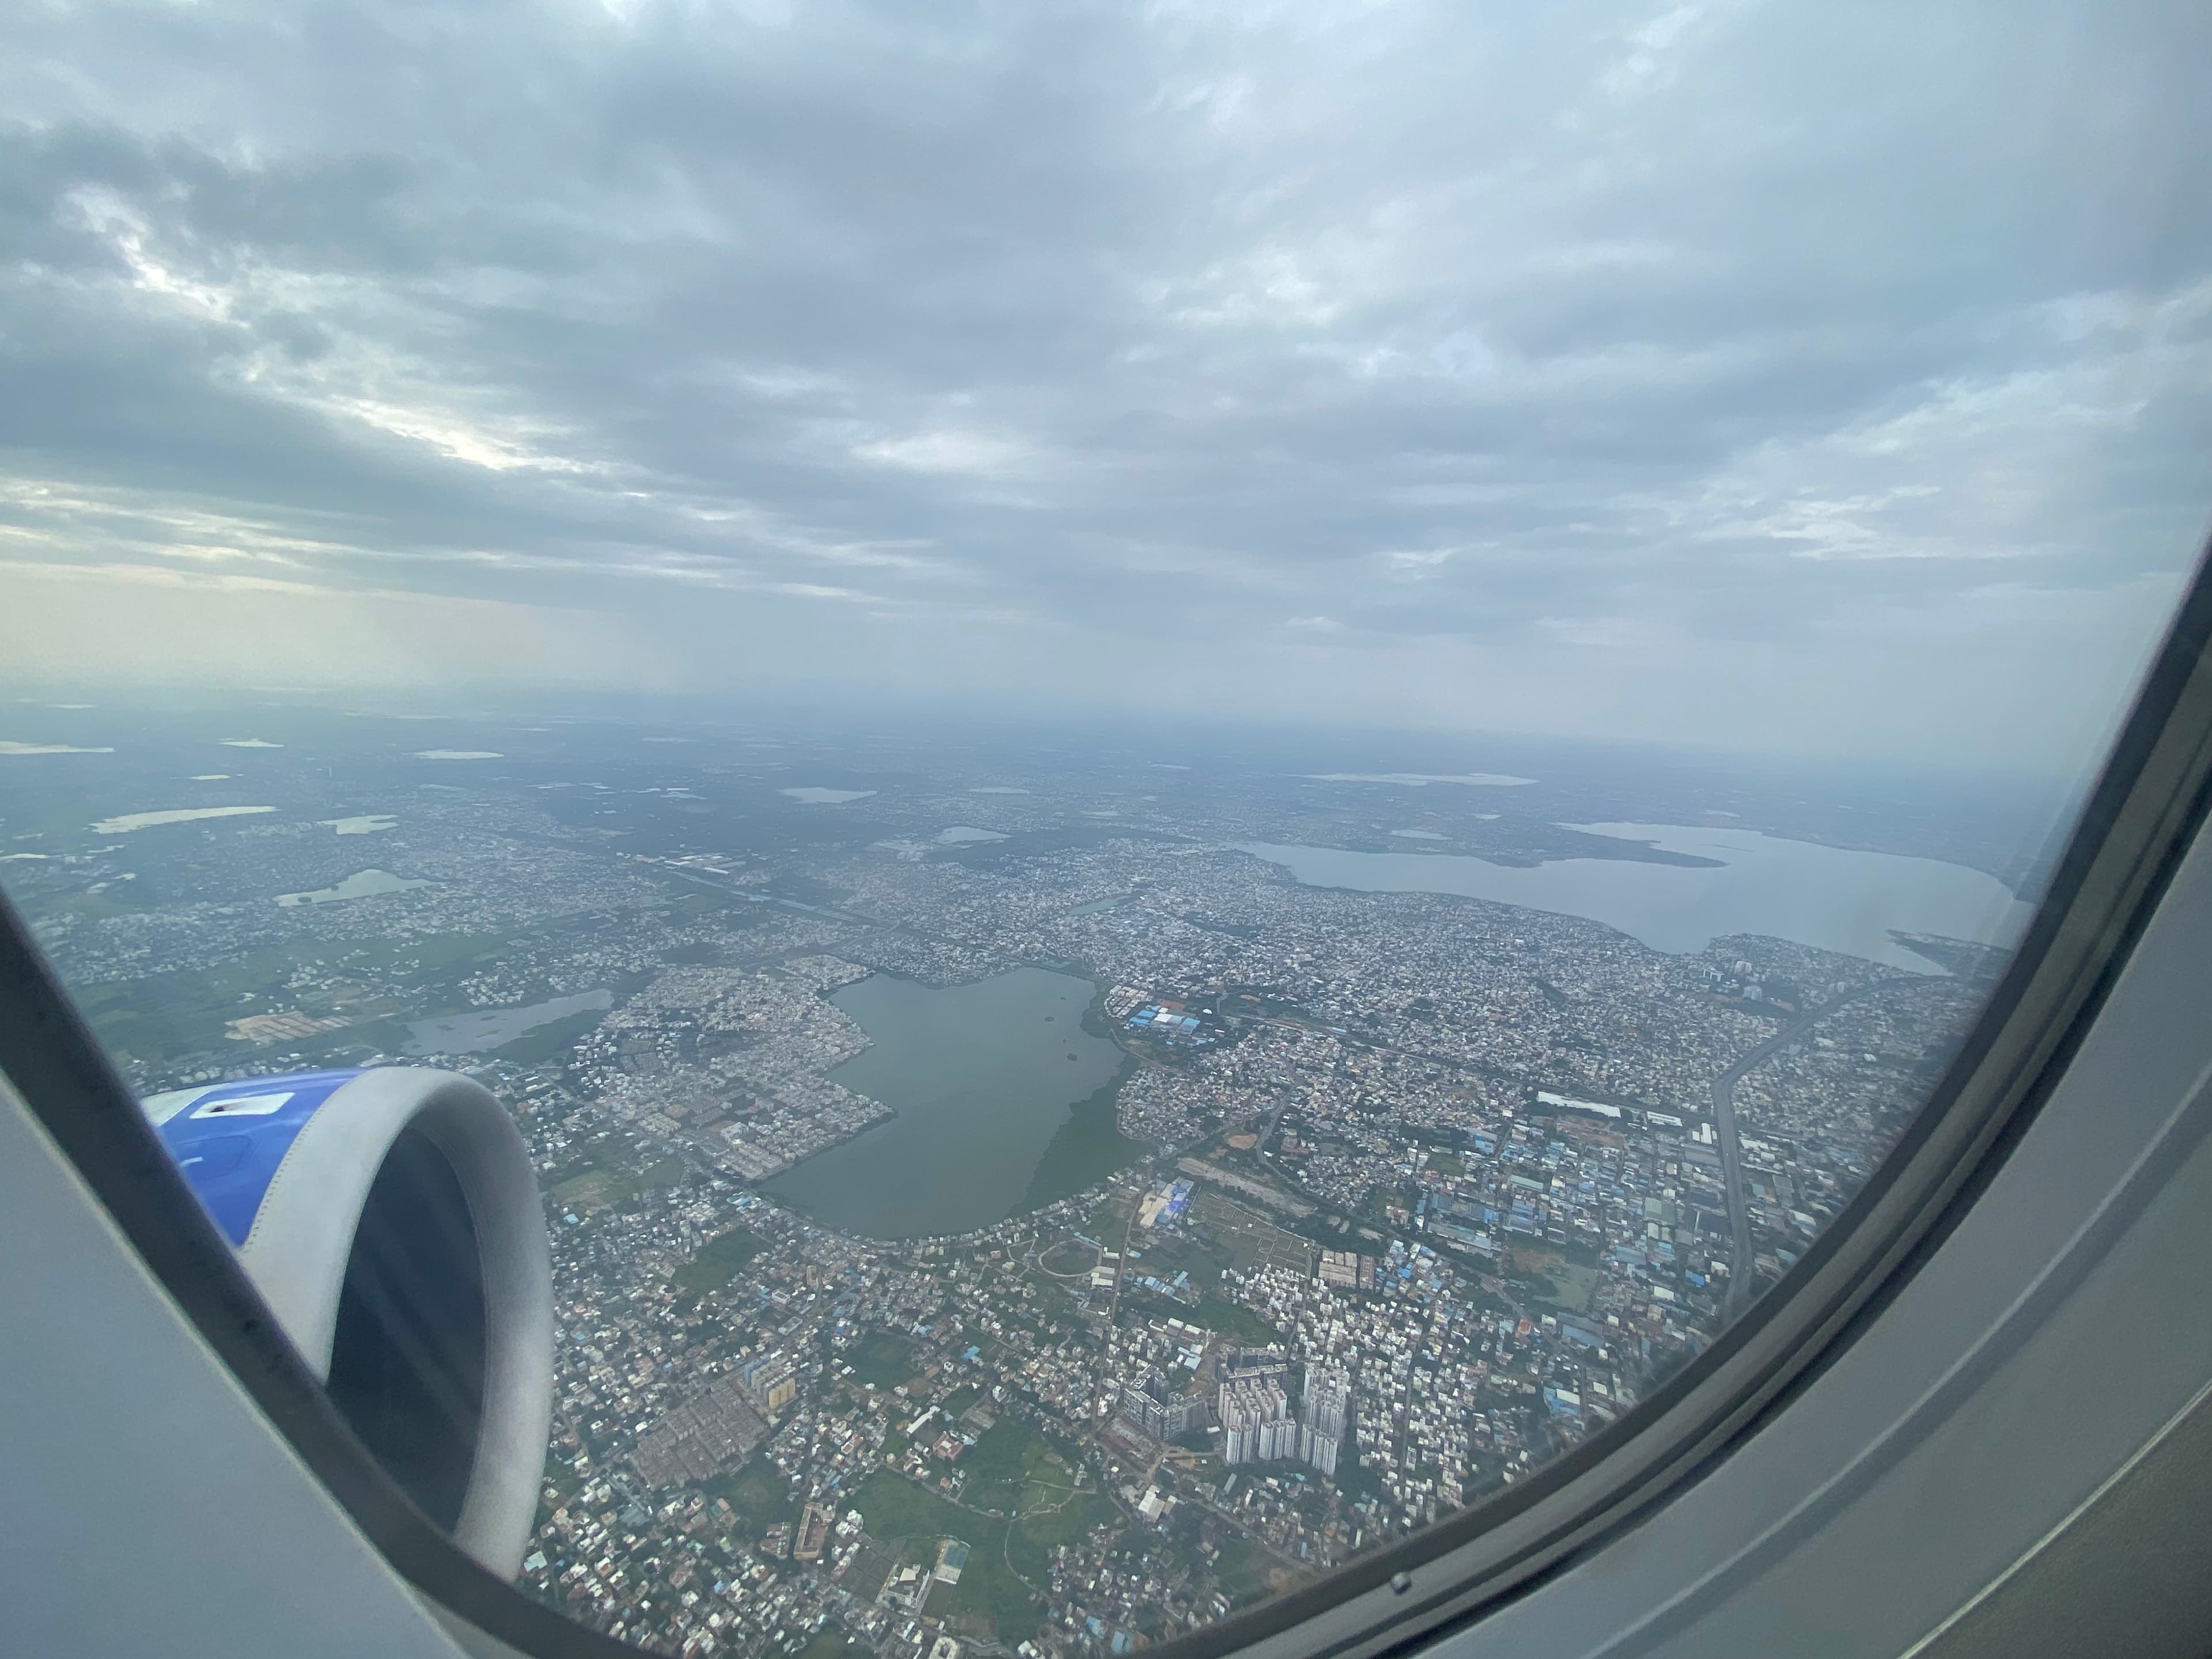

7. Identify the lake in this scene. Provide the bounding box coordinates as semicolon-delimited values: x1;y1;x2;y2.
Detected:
275;868;434;907
403;990;612;1055
1237;822;2035;969
765;966;1130;1238
91;805;274;834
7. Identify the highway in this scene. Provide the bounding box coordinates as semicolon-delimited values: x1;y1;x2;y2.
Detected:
1713;974;1938;1319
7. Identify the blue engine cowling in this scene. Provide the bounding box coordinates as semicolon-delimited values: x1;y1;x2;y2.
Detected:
145;1066;552;1577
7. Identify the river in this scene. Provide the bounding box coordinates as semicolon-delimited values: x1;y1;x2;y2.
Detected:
765;966;1130;1238
1237;822;2033;969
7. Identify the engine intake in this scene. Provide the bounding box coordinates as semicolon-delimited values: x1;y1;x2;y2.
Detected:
143;1067;552;1576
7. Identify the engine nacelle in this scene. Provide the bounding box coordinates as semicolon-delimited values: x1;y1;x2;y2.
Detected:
142;1067;553;1577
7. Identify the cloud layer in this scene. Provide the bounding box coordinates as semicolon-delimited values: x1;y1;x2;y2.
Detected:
1;0;2208;767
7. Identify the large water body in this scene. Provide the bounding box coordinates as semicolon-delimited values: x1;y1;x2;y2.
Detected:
1238;823;2035;971
404;990;612;1055
766;967;1123;1238
91;805;274;834
782;786;876;804
275;868;434;907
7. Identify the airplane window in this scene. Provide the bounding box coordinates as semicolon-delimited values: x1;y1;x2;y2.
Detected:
2;2;2206;1657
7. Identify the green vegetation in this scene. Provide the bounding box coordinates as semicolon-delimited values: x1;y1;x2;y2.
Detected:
1505;1241;1600;1308
1552;1233;1602;1267
1536;1262;1599;1312
1037;1237;1099;1278
1328;1453;1387;1508
1190;1196;1316;1274
663;940;733;964
337;932;511;974
540;1448;584;1507
547;1146;688;1214
1291;1211;1359;1248
959;1419;1081;1513
851;1472;967;1551
846;1330;916;1388
61;926;608;1072
66;946;332;1066
538;1130;625;1190
1002;1484;1120;1586
656;884;764;922
793;1630;847;1659
1426;1152;1467;1179
672;1226;764;1301
941;1384;984;1421
1078;984;1120;1040
21;882;154;923
851;1473;1047;1641
1021;1056;1142;1211
547;1169;613;1211
1128;1235;1226;1293
1211;1535;1277;1607
708;1455;797;1531
1189;1293;1283;1345
1013;1487;1117;1552
1083;1199;1133;1241
762;872;848;910
1022;1272;1080;1325
953;1534;1043;1637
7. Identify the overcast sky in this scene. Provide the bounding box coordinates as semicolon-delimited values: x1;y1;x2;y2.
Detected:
1;0;2207;770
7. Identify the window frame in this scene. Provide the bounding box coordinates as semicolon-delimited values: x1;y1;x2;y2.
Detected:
2;536;2208;1659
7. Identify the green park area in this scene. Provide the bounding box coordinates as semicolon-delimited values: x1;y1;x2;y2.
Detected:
707;1454;798;1533
1189;1191;1316;1275
845;1330;918;1389
853;1445;1123;1643
1187;1294;1283;1345
1082;1195;1137;1245
853;1474;1039;1639
545;1136;688;1214
956;1419;1081;1514
672;1226;764;1302
1125;1233;1225;1294
1504;1243;1600;1312
1210;1535;1290;1608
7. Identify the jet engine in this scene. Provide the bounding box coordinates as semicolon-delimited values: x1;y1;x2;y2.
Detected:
141;1066;553;1577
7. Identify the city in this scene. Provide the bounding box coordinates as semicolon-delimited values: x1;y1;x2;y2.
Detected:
0;713;2020;1659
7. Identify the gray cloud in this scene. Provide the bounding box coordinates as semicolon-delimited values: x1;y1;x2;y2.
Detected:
0;0;2207;768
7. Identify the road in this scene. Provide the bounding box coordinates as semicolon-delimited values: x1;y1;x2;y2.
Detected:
1713;975;1937;1319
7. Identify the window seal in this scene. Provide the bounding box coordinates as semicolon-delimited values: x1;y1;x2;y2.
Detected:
1;535;2207;1659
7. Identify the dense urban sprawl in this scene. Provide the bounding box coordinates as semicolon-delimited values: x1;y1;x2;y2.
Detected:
5;736;2009;1659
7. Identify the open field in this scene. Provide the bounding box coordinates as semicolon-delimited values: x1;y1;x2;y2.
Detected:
1191;1192;1319;1276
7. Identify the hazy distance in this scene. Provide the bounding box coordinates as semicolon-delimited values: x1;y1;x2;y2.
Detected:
0;0;2206;778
